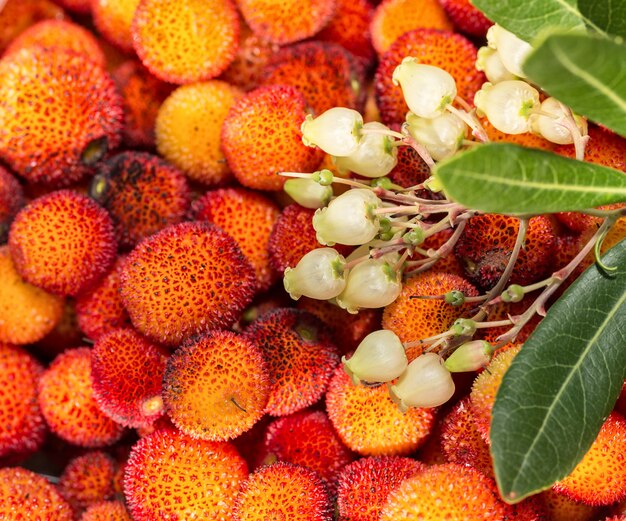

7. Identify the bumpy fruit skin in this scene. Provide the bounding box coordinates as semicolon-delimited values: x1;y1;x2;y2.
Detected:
221;85;324;191
92;328;168;429
120;221;257;346
58;451;117;511
236;0;336;45
92;0;140;52
192;187;280;291
0;467;73;520
375;28;484;125
261;410;355;490
80;500;132;521
156;81;242;186
0;0;65;53
540;488;599;521
379;463;506;520
0;46;123;187
326;364;435;456
0;246;64;345
0;166;24;244
370;0;454;54
262;41;366;115
163;330;270;441
336;456;425;521
438;0;493;37
38;348;125;447
234;462;334;521
554;412;626;506
556;126;626;173
124;428;248;521
480;116;556;151
4;19;106;68
132;0;240;84
454;214;558;291
0;343;46;462
243;308;340;416
90;151;190;249
9;190;117;296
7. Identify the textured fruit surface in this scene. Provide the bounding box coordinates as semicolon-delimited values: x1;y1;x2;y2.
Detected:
9;190;117;296
163;330;269;441
234;461;333;521
132;0;239;84
0;343;46;461
0;46;123;186
439;0;492;37
38;348;125;447
380;463;505;520
243;308;340;416
0;246;64;344
237;0;336;44
92;328;168;428
120;221;257;345
0;166;24;244
336;456;425;521
58;451;116;511
326;364;435;455
375;28;483;125
222;85;324;191
0;0;65;53
0;466;73;520
124;428;248;521
92;0;140;52
90;151;190;249
192;187;280;291
80;500;132;521
156;80;242;185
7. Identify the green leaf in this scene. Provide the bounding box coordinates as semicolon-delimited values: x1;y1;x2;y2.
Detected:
523;31;626;137
471;0;586;42
434;143;626;214
491;239;626;503
578;0;626;38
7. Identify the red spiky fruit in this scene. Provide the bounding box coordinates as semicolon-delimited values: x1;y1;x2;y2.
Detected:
242;308;340;416
80;500;132;521
234;462;334;521
0;46;123;186
438;0;493;37
132;0;239;84
92;328;168;429
326;364;436;456
336;456;425;521
0;0;65;53
58;451;117;511
38;348;125;447
379;463;506;520
124;428;248;521
540;488;599;521
0;343;46;462
9;190;117;296
222;85;324;191
192;187;280;292
556;126;626;173
236;0;336;45
261;410;355;488
92;0;140;53
0;467;73;520
120;221;257;346
374;28;484;125
90;151;190;249
163;330;269;441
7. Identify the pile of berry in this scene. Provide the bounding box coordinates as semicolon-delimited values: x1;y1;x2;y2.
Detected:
0;0;624;520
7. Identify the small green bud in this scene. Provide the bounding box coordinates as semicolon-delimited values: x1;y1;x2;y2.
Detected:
379;231;394;241
445;290;465;306
444;341;494;372
403;227;426;246
450;318;477;337
423;176;443;193
501;284;525;303
371;177;393;190
318;169;334;186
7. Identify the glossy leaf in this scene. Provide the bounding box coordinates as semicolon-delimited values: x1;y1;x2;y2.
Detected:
578;0;626;38
491;239;626;503
523;32;626;137
434;143;626;214
471;0;586;42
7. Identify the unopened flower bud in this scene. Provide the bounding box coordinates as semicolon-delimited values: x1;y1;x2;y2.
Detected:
283;247;347;300
284;178;333;209
301;107;363;157
389;353;455;411
311;169;334;186
501;284;525;303
444;340;494;372
334;122;398;178
476;46;517;84
370;177;393;190
450;318;477;336
487;24;533;79
403;227;426;246
392;58;457;119
445;290;465;306
342;329;408;385
313;189;382;246
405;111;467;161
474;80;540;134
336;256;402;313
531;97;588;145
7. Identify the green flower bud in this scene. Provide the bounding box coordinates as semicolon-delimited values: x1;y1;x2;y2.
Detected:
445;290;466;306
501;284;525;303
444;340;494;372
